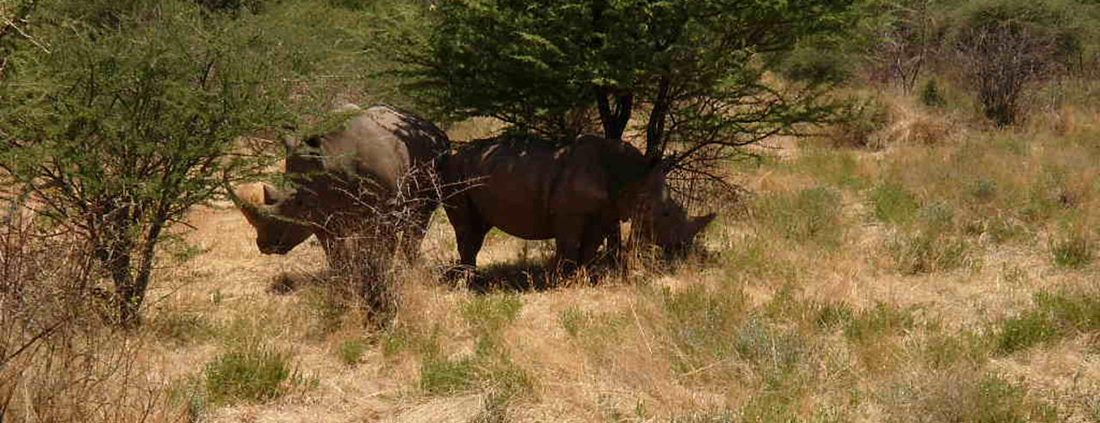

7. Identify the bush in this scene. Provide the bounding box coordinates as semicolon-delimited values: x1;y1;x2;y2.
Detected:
833;95;891;148
920;78;947;108
0;0;294;326
949;0;1087;126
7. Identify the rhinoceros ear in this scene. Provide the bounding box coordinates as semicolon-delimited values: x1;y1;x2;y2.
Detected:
685;213;717;240
261;183;283;206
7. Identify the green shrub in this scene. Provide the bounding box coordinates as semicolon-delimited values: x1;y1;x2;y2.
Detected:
833;95;891;148
870;183;920;225
757;187;845;245
204;343;298;405
920;78;946;108
887;371;1057;423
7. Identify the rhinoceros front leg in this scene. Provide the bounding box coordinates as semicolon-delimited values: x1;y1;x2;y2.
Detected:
552;214;588;275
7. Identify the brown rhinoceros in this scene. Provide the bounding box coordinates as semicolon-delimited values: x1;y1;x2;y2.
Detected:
231;105;449;314
441;134;715;272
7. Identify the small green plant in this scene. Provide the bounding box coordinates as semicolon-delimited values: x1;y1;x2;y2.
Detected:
870;182;920;225
757;187;845;245
920;78;946;108
559;307;588;337
419;355;477;394
337;338;367;366
462;294;523;335
204;343;298;405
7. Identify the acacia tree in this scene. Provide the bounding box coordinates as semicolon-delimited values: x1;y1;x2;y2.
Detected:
402;0;852;176
0;0;293;327
949;0;1084;126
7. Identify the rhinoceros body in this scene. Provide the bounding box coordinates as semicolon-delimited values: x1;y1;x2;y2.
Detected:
441;135;714;271
234;105;449;311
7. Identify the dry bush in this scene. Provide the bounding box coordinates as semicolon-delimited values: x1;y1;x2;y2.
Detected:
0;200;182;422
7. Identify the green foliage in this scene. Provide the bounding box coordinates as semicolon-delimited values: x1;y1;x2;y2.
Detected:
204;343;298;405
408;0;852;166
997;290;1100;353
833;95;890;148
870;183;920;225
757;187;845;245
948;0;1093;125
0;0;298;325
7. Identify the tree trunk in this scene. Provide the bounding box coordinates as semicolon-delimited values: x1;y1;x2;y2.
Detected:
645;77;672;164
596;89;633;140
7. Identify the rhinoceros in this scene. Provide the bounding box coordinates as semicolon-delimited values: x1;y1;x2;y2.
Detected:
230;105;449;314
441;134;715;272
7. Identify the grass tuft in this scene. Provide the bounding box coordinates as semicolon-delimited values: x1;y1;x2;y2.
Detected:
870;182;920;225
756;187;845;246
204;343;299;405
336;338;367;366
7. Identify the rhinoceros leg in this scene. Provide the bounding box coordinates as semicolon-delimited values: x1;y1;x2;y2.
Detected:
552;214;588;274
444;193;490;269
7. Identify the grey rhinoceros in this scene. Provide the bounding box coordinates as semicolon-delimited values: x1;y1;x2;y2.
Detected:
441;134;715;273
231;104;450;316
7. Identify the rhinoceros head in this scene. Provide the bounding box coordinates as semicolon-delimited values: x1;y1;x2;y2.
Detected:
233;183;314;255
630;168;716;252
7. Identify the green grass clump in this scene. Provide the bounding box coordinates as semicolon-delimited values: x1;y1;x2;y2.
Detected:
870;182;920;225
997;290;1100;353
890;230;972;275
461;294;523;334
793;148;868;189
419;294;532;398
1050;233;1094;268
420;355;477;394
890;372;1057;423
336;338;367;366
842;304;916;343
150;311;214;346
757;187;845;246
204;343;298;405
661;285;748;374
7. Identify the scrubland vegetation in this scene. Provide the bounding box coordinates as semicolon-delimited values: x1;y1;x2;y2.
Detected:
2;0;1100;421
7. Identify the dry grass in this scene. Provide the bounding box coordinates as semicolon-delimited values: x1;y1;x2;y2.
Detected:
4;99;1099;422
